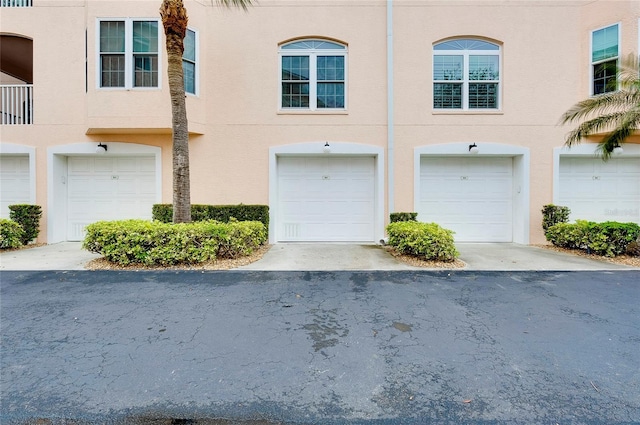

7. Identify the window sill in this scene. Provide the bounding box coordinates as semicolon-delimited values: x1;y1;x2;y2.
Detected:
96;87;162;91
278;109;348;116
432;110;504;115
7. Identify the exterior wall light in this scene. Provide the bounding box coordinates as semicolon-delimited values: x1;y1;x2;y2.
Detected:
96;143;108;154
468;143;479;154
613;143;623;155
323;142;331;153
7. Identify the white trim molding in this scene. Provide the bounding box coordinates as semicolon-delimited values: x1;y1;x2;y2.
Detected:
269;142;385;244
414;142;530;244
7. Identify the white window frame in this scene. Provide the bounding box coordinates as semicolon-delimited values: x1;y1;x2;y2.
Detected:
278;39;348;111
96;18;162;90
432;39;501;111
590;23;620;96
183;27;199;96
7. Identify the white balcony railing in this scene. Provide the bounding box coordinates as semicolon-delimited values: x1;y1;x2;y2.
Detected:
1;85;34;125
1;0;32;6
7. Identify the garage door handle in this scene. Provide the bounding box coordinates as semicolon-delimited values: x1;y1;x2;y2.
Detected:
460;176;469;180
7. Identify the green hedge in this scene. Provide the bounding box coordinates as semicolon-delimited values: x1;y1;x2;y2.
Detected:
9;204;42;244
545;220;640;257
0;219;25;249
386;221;458;262
83;219;267;266
541;204;570;231
390;212;418;223
153;204;269;230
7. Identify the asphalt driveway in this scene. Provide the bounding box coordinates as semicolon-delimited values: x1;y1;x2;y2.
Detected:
1;270;639;424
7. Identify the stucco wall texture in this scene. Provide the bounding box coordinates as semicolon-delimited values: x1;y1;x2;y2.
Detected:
1;0;638;244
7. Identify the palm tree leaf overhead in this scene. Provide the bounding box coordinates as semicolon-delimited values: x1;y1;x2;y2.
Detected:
561;54;640;160
214;0;252;10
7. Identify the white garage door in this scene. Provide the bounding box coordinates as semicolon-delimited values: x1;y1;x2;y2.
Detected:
419;157;513;242
559;157;640;224
277;156;375;242
67;156;156;241
0;155;30;219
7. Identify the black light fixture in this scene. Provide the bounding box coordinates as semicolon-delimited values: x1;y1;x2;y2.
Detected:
96;143;108;154
468;143;479;154
323;142;331;153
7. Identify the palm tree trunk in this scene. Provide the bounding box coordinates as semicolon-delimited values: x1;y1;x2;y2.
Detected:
160;0;191;223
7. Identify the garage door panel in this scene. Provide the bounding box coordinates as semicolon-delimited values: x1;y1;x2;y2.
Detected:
278;156;375;242
349;200;374;215
559;157;640;224
114;157;140;172
419;157;513;242
93;158;116;172
420;200;464;216
67;156;156;240
0;155;31;218
69;157;93;172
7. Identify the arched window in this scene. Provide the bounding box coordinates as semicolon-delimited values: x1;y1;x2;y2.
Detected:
279;39;347;110
433;38;501;110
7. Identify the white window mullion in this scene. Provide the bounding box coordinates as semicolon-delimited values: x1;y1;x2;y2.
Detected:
124;19;133;89
309;53;318;110
462;51;469;110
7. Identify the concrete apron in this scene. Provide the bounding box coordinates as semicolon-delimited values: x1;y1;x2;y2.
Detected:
239;243;419;271
0;242;634;271
241;243;633;271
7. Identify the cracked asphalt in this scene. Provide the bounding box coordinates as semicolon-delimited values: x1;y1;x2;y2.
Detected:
1;270;639;424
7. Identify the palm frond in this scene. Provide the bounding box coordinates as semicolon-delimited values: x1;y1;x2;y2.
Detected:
561;90;637;123
215;0;253;10
564;111;630;147
597;108;640;160
561;53;640;160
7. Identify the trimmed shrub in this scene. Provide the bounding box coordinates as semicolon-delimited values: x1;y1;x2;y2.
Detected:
9;204;42;244
544;221;589;250
596;222;640;256
390;212;418;223
386;221;458;261
83;219;267;266
152;204;173;222
0;219;25;249
541;204;570;231
545;220;640;257
152;204;269;232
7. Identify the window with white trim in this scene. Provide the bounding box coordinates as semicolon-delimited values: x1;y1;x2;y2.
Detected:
433;39;501;110
183;28;197;95
279;39;347;110
98;19;160;89
591;24;619;95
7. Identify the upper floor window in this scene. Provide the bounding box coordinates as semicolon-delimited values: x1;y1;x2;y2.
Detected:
591;24;619;95
183;28;197;95
98;19;160;89
279;39;347;110
1;0;32;6
433;39;500;110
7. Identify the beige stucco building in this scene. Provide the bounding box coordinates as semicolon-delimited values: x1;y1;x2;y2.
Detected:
1;0;639;245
